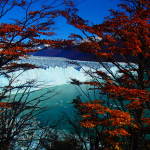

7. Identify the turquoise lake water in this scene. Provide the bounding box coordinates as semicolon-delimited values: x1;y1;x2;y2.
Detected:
19;83;100;130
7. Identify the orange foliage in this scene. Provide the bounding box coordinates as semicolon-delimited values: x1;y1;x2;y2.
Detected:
80;120;98;128
105;128;130;136
0;102;12;109
0;1;66;74
0;0;70;111
63;0;150;148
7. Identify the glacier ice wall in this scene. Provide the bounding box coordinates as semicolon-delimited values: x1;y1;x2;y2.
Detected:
1;56;98;88
12;65;91;87
1;56;119;89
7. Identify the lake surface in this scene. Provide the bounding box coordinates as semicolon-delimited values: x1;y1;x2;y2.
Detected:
25;83;100;129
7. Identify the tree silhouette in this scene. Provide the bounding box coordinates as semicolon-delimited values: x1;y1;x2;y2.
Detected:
0;0;73;149
61;0;150;149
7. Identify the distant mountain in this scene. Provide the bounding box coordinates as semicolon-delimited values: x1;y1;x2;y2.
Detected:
31;46;99;61
31;45;137;62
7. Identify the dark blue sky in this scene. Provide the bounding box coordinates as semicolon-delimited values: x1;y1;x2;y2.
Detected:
53;0;121;39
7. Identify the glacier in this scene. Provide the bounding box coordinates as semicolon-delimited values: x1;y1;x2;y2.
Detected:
2;56;118;89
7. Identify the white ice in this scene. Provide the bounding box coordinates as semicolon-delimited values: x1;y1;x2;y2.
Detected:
1;56;122;90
